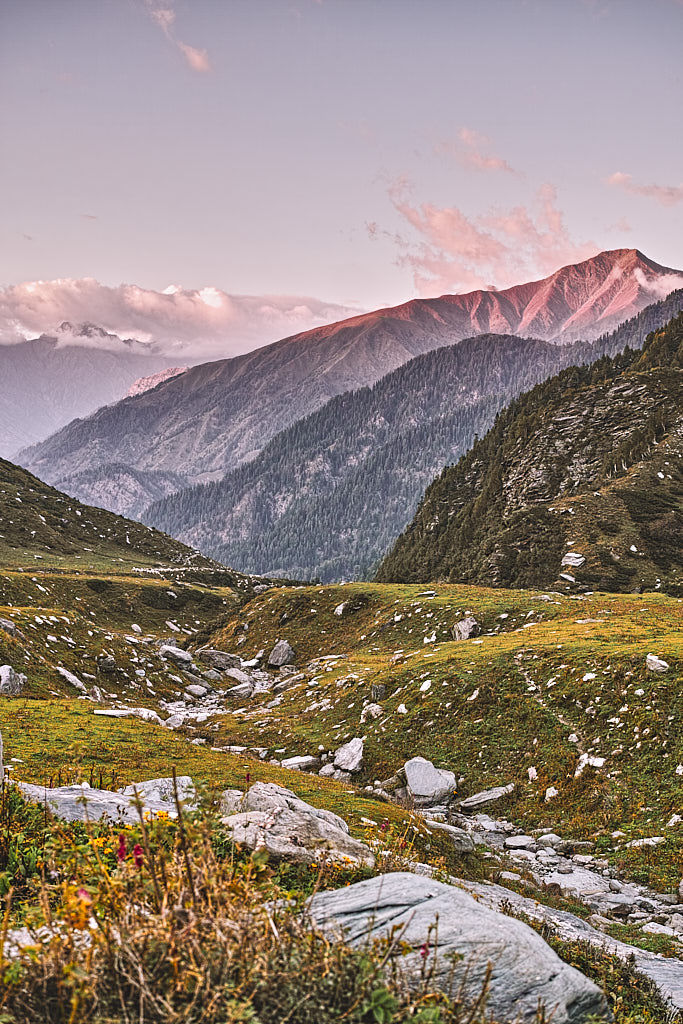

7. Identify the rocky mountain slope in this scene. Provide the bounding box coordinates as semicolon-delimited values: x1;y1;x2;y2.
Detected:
142;291;683;581
18;250;681;513
0;457;220;572
0;323;171;457
377;314;683;595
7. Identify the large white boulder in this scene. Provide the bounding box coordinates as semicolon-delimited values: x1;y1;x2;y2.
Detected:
308;873;608;1024
403;756;456;806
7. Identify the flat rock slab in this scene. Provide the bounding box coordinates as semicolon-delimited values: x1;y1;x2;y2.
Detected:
308;872;607;1024
17;776;196;824
459;782;514;811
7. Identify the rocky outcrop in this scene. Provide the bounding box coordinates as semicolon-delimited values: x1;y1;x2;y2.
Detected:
267;640;295;668
452;616;480;641
0;665;26;696
308;872;609;1023
220;782;374;868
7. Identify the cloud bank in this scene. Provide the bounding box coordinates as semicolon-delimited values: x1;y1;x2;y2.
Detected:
607;171;683;207
382;180;597;295
435;128;517;175
0;279;360;359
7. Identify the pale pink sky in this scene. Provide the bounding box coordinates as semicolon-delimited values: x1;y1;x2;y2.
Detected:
0;0;681;356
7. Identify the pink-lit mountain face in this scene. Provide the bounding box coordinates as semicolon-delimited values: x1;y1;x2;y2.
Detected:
127;367;188;397
19;249;682;497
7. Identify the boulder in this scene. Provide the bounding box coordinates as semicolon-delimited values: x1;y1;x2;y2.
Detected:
220;781;374;868
97;654;117;674
308;873;607;1024
333;737;364;772
452;616;480;641
424;820;475;853
0;665;26;696
0;618;17;635
403;757;456;807
159;644;193;664
17;775;196;824
226;681;253;699
196;648;242;670
459;783;514;812
268;639;295;668
281;754;320;771
225;667;253;686
185;683;209;698
360;703;383;723
646;654;669;672
561;552;586;568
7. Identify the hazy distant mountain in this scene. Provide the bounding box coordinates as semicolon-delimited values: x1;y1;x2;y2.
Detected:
0;323;170;457
19;250;682;512
142;289;683;581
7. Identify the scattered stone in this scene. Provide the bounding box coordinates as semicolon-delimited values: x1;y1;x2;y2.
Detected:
185;683;209;698
459;783;514;812
545;786;559;802
505;835;536;851
197;648;241;670
561;552;586;568
97;654;117;674
308;873;608;1024
17;776;196;824
268;640;295;668
646;654;669;673
0;665;26;696
280;755;319;772
159;644;192;664
0;618;17;635
403;756;456;807
226;681;253;699
333;737;364;772
452;616;480;641
371;683;386;701
360;703;383;723
425;820;475;853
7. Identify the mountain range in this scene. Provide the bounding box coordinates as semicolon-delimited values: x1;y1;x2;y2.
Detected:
140;288;683;580
18;249;682;514
0;323;171;457
377;313;683;595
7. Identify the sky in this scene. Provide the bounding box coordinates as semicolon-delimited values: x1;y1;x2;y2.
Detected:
1;0;682;357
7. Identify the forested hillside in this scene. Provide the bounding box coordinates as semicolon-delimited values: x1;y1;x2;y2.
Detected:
143;291;682;581
377;314;683;595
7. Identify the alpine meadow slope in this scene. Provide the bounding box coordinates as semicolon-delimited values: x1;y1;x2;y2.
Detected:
377;313;683;595
142;288;683;581
18;249;682;517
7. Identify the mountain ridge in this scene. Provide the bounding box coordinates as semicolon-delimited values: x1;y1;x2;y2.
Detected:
18;249;682;508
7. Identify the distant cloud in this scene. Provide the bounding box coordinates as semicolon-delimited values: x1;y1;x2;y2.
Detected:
435;127;517;175
0;278;360;358
633;267;683;299
607;171;683;207
381;180;597;295
146;2;211;73
81;213;98;221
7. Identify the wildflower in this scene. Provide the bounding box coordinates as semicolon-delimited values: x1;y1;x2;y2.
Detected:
380;819;389;834
117;834;127;862
133;843;144;869
420;941;429;960
76;888;92;905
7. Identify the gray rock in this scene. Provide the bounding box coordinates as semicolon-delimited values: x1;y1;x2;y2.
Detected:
197;648;241;670
537;833;563;849
452;616;480;641
159;644;192;664
273;673;304;693
225;667;253;686
360;703;383;723
561;552;586;568
645;654;669;672
371;683;386;701
17;775;196;823
403;756;456;806
505;835;536;851
97;654;117;674
424;820;475;853
268;639;295;668
281;754;319;771
0;665;26;696
308;873;607;1023
185;683;208;698
459;783;514;812
220;781;374;868
0;618;17;635
333;737;364;772
226;681;253;699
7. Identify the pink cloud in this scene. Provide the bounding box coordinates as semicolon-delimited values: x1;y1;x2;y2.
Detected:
385;180;597;295
0;278;360;358
607;171;683;207
146;2;211;73
435;127;516;175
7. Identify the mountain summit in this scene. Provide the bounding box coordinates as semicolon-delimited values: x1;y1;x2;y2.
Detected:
18;250;682;514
